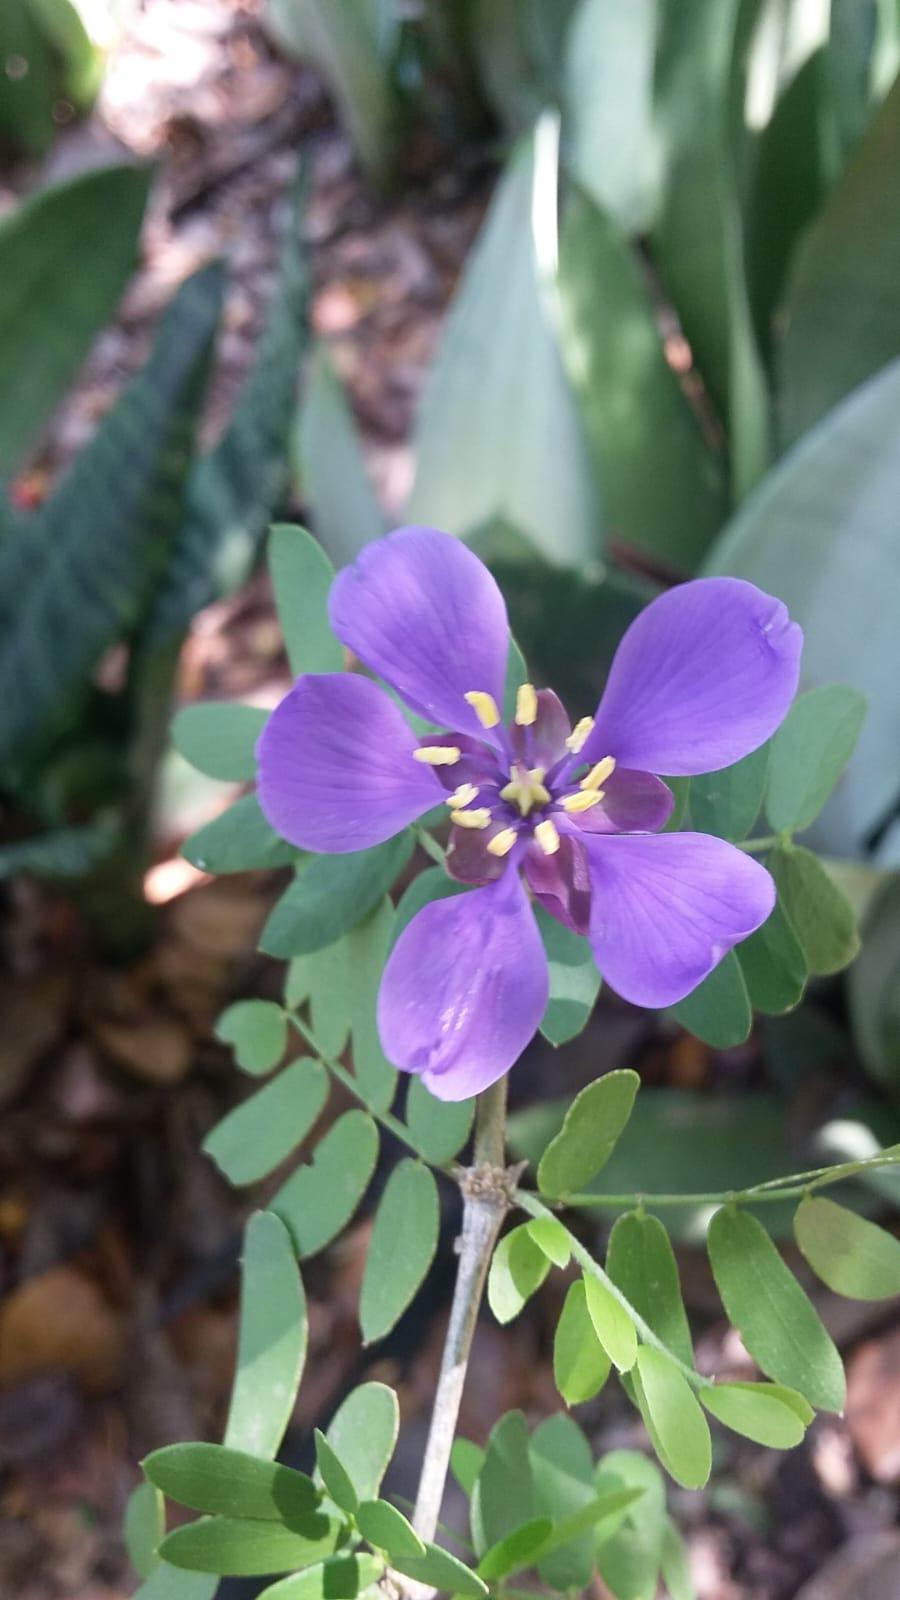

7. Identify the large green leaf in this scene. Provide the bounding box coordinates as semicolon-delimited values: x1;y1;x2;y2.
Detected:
794;1193;900;1299
606;1211;693;1368
557;187;725;569
701;1381;811;1449
689;744;770;842
707;1205;846;1411
669;951;752;1049
705;355;900;856
529;1413;596;1591
778;74;900;444
766;685;867;833
563;0;660;234
0;264;222;768
738;900;808;1016
293;346;384;569
633;1346;711;1490
537;1071;640;1198
182;793;297;876
0;164;151;478
265;0;399;184
171;703;267;782
324;1382;398;1502
770;845;860;975
160;1516;341;1577
257;1553;383;1600
140;203;307;649
406;128;601;567
224;1211;308;1458
848;871;900;1086
652;0;769;496
470;0;576;135
268;521;344;677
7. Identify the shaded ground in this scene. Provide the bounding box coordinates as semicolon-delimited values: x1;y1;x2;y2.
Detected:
1;4;899;1598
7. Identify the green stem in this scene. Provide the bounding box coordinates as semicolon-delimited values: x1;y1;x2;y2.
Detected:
737;834;780;854
516;1190;715;1391
530;1150;900;1213
288;1013;429;1161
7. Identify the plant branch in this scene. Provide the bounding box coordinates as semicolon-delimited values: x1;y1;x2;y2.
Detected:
412;1078;509;1545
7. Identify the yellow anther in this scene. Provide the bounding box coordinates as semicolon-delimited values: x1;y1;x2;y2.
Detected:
500;765;551;817
515;682;538;726
487;827;518;857
446;783;479;809
581;756;616;791
535;818;561;856
565;716;595;753
414;745;461;766
560;789;603;814
464;690;501;729
451;808;492;830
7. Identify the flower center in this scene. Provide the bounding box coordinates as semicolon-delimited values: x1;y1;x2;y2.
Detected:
499;763;551;817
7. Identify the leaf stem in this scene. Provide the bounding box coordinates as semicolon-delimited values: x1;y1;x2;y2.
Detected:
737;834;780;853
412;1078;509;1544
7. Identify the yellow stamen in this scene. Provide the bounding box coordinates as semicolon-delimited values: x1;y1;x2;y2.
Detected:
446;783;479;809
581;755;616;791
560;789;603;814
535;818;561;856
487;827;518;857
414;745;461;766
500;765;550;817
565;716;595;753
451;807;492;830
515;682;538;726
464;690;500;729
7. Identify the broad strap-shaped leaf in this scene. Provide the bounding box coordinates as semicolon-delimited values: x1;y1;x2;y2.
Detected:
0;163;151;478
203;1059;328;1187
770;845;860;976
535;901;602;1046
406;127;601;567
487;1225;551;1325
633;1347;712;1490
0;263;222;767
707;1205;846;1411
553;1280;611;1405
273;1110;379;1259
324;1382;398;1502
268;522;343;677
260;833;413;959
144;1443;320;1523
705;355;900;856
669;951;752;1049
171;703;267;782
140;199;308;648
224;1211;308;1458
766;685;867;834
563;0;660;234
557;186;725;570
214;999;288;1075
606;1211;693;1368
293;346;384;569
360;1160;439;1343
701;1381;812;1449
778;74;900;444
537;1070;639;1197
159;1515;341;1577
794;1193;900;1300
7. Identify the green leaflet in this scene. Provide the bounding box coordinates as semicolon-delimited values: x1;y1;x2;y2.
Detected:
707;1205;846;1412
215;999;288;1076
182;793;297;876
359;1161;439;1343
689;744;770;842
124;1481;164;1580
203;1059;329;1186
701;1382;811;1449
582;1274;637;1373
324;1383;398;1503
273;1110;379;1259
794;1194;900;1299
260;832;413;958
159;1516;341;1577
669;952;752;1049
224;1212;308;1459
537;1071;640;1197
633;1347;711;1490
172;703;268;783
487;1225;551;1324
293;347;384;569
766;685;867;834
606;1211;693;1369
268;522;344;677
144;1443;319;1523
553;1280;611;1405
770;845;860;975
535;902;602;1046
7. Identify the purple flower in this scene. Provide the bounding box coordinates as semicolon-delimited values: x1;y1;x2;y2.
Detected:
258;528;802;1101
